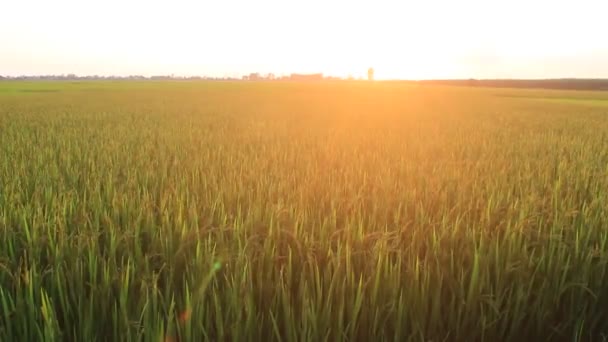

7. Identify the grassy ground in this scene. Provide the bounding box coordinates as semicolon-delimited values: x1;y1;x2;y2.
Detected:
1;81;608;341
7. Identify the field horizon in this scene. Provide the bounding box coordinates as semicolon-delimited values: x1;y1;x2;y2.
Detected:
4;77;608;92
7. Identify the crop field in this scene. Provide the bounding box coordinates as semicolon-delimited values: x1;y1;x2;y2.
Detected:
1;81;608;341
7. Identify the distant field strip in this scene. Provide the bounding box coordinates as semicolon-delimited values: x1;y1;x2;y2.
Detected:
535;97;608;107
496;92;608;107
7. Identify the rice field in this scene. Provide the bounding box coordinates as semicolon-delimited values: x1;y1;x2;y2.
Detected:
1;81;608;341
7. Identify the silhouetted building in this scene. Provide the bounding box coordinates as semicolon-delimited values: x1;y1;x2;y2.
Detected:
151;75;172;80
290;73;323;81
368;68;374;81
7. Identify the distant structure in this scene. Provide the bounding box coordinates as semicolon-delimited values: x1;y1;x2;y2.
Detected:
242;73;276;81
290;73;323;81
368;68;374;81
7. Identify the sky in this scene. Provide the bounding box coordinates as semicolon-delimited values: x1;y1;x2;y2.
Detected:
1;0;608;80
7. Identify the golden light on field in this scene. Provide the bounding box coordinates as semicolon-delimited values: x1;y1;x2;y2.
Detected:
1;0;607;79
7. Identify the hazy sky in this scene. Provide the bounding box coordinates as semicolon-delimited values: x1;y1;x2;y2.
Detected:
2;0;607;79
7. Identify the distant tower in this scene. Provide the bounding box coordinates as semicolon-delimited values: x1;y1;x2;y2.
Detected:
367;68;374;81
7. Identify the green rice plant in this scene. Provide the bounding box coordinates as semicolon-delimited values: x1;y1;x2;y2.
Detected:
0;81;608;341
